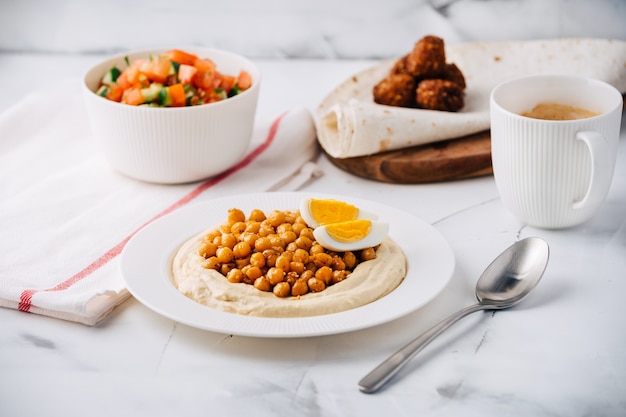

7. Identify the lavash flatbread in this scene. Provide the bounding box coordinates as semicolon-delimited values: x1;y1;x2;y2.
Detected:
316;38;626;159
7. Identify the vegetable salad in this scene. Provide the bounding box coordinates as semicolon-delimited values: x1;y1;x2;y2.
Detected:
96;49;253;107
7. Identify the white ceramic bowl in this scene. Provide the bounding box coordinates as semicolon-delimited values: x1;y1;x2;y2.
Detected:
83;47;260;184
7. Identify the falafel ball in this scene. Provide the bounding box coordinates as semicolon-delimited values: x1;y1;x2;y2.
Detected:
373;73;416;107
441;63;466;89
416;79;464;112
405;35;446;79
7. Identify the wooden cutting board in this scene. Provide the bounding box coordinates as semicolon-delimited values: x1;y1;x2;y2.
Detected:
325;130;493;184
326;95;626;184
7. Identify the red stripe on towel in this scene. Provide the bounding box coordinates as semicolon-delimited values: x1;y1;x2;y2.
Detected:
18;112;287;313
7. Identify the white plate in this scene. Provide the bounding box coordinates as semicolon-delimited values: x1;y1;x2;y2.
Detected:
120;192;455;338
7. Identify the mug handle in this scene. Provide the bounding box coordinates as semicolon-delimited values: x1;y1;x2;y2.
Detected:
573;131;611;210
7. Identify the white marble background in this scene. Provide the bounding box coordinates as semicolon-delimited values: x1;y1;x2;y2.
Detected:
1;0;625;59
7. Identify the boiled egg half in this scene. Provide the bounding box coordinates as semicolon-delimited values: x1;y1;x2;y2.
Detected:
300;198;389;251
299;198;378;228
313;219;389;252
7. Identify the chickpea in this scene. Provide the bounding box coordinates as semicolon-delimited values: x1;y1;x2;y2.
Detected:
268;211;286;228
240;232;259;247
285;242;299;252
220;263;234;275
254;276;271;292
220;233;237;249
307;277;326;293
343;251;357;269
235;256;251;269
216;247;234;263
233;241;251;258
291;222;306;236
331;270;349;284
203;256;220;270
206;229;222;242
292;248;309;264
249;252;266;268
249;209;266;222
280;230;297;244
289;261;305;275
275;254;291;271
300;269;314;281
254;236;272;252
258;224;274;237
269;235;285;250
300;227;315;240
266;267;285;285
309;244;325;256
227;208;246;224
198;241;218;258
262;249;278;267
276;223;292;233
226;268;244;283
245;221;261;233
331;255;346;271
360;247;377;261
273;282;291;298
295;236;313;250
313;252;333;268
315;266;333;284
246;266;263;281
230;221;247;234
291;279;309;296
285;271;298;285
284;211;298;224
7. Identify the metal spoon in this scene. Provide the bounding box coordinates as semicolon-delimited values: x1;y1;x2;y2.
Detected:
358;237;550;394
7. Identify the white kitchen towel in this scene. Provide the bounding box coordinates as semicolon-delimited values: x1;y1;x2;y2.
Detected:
0;79;321;325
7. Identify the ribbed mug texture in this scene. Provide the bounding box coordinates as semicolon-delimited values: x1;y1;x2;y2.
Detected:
490;75;622;229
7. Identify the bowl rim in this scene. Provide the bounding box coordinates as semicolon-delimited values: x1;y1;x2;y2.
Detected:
82;46;261;111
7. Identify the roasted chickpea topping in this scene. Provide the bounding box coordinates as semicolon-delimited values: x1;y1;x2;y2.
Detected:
197;208;379;298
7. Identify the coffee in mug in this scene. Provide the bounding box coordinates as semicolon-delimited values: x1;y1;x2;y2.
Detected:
490;75;623;229
521;102;599;120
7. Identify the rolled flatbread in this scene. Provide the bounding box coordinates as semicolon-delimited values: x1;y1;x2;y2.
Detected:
316;38;626;159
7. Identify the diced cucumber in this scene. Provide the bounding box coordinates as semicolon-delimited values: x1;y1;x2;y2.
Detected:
159;87;173;106
96;85;109;97
101;66;121;85
141;83;164;103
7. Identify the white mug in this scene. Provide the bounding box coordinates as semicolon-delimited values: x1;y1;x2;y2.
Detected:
490;75;623;229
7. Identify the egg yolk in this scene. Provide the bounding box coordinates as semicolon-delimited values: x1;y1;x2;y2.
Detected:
309;199;360;226
324;219;372;243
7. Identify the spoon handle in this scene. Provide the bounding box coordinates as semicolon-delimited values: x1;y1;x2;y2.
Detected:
358;303;487;393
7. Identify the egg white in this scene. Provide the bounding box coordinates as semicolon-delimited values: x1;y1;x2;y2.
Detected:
299;198;378;229
313;220;389;252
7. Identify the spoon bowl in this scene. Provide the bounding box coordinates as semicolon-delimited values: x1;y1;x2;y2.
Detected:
358;237;550;393
476;237;549;307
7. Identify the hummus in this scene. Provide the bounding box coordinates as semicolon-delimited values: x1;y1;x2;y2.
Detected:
171;230;407;318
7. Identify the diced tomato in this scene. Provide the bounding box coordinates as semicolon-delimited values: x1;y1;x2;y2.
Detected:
237;70;252;91
164;49;198;66
106;84;124;102
140;56;174;84
178;64;198;85
195;69;215;89
218;73;236;93
193;58;216;72
168;84;186;107
116;72;131;90
123;88;144;106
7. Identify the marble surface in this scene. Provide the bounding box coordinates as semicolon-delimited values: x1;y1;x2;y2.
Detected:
1;1;626;416
1;0;625;58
